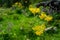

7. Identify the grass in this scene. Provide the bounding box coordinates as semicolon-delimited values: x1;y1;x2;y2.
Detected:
0;8;60;40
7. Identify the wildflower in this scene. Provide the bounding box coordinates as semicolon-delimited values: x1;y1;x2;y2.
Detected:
32;24;46;36
29;7;40;15
45;15;53;21
35;31;43;36
31;8;36;13
29;7;36;15
29;8;33;12
32;26;41;31
36;8;40;13
39;12;53;21
39;12;47;19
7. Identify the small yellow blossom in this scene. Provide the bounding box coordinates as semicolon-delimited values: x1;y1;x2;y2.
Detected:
32;24;46;36
39;12;47;19
29;7;40;15
36;8;40;13
29;8;34;12
32;26;41;31
32;24;46;31
32;8;36;13
45;15;53;21
39;12;53;21
29;7;36;15
35;31;43;36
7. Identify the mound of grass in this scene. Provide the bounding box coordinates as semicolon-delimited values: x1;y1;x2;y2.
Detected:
0;8;60;40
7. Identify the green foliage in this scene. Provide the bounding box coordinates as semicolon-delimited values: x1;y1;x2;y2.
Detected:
0;7;60;40
0;0;60;40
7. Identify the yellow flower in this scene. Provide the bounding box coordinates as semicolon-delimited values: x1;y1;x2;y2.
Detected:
45;15;53;21
29;8;33;11
35;31;43;36
32;8;36;13
29;7;36;14
36;8;40;13
39;12;53;21
39;12;47;19
32;24;46;31
32;24;46;36
29;7;40;15
32;26;41;31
